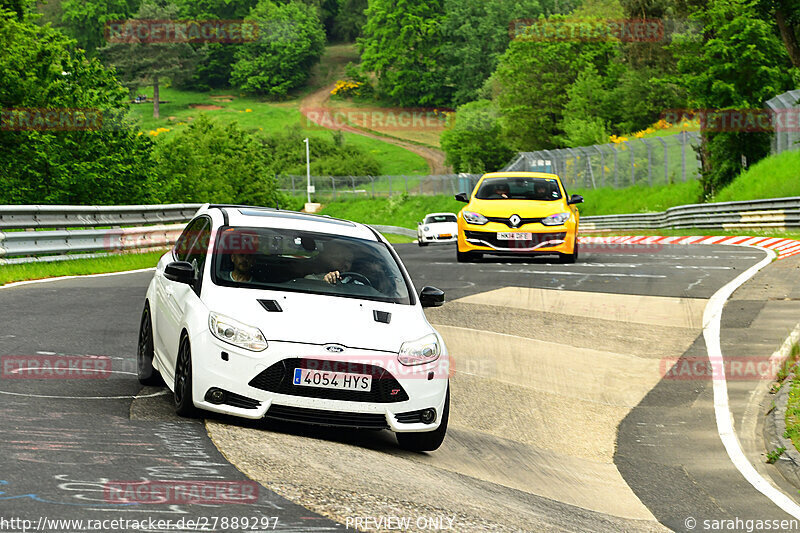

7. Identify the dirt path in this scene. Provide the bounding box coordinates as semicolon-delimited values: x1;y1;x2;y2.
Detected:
299;84;451;175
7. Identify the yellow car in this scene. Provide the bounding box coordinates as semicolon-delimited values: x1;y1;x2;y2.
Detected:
455;172;583;263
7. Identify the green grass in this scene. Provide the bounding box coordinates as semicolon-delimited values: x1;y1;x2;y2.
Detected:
573;180;703;216
782;344;800;453
0;251;164;286
713;150;800;203
382;233;416;244
319;194;463;229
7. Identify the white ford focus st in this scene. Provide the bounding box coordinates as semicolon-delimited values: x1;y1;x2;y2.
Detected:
138;204;450;451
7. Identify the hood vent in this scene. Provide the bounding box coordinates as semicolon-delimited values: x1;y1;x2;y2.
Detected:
258;299;283;312
373;310;391;324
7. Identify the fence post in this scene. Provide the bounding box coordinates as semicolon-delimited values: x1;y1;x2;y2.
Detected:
388;175;392;196
594;146;605;188
350;176;356;195
404;175;408;194
291;175;295;196
655;137;668;184
331;176;336;200
610;144;619;188
680;131;687;182
371;176;375;198
641;138;653;186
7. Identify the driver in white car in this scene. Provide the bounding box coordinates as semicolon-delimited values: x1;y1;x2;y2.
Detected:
305;240;356;285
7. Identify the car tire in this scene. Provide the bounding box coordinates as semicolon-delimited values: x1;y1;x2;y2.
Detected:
559;241;579;264
174;336;199;417
456;249;481;262
396;387;449;452
137;304;164;386
418;240;428;247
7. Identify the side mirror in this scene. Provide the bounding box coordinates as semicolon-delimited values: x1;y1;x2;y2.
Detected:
164;261;196;285
454;192;469;203
420;286;445;308
568;194;584;205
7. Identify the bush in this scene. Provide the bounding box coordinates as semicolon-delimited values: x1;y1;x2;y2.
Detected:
231;0;326;98
440;100;515;172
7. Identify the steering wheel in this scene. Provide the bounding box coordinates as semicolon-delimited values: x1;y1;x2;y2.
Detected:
338;271;372;286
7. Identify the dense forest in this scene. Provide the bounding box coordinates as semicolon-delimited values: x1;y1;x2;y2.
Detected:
0;0;797;204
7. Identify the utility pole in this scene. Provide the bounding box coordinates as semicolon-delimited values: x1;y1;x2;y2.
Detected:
304;138;311;203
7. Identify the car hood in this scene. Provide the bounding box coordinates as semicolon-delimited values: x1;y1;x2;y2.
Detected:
204;287;431;353
465;199;567;218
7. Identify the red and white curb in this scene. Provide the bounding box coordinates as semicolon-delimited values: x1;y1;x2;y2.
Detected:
579;235;800;259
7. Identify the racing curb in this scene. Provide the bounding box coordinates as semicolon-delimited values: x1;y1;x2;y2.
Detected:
579;235;800;259
764;323;800;487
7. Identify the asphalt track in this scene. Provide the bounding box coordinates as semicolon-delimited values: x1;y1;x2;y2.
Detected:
1;242;798;532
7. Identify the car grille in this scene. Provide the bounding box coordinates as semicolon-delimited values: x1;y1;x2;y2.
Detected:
464;230;566;249
264;404;389;429
485;216;544;227
248;358;410;403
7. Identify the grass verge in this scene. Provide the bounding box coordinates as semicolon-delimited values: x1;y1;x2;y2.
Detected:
712;150;800;203
319;194;463;229
781;344;800;453
0;251;165;286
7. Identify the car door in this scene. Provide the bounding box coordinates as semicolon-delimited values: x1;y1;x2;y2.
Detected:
155;217;211;378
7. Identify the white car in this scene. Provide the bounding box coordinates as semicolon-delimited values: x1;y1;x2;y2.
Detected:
137;204;450;451
417;213;458;246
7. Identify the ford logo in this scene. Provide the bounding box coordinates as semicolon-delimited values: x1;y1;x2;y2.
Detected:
324;344;345;353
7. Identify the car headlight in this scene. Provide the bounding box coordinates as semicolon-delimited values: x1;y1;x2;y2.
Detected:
423;225;430;232
398;333;441;366
462;211;488;225
209;312;267;351
541;212;570;226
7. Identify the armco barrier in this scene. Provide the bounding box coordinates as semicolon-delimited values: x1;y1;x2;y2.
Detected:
581;197;800;230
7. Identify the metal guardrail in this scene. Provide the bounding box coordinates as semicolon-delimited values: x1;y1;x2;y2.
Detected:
581;197;800;230
0;204;201;230
0;204;202;265
0;205;419;264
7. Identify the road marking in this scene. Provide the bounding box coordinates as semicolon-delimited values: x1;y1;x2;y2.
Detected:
0;390;169;400
703;245;800;518
485;269;666;278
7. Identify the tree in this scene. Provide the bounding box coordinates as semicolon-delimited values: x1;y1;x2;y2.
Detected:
61;0;142;54
331;0;367;42
441;0;555;106
556;65;610;146
493;15;618;150
673;0;797;195
231;0;326;98
153;115;281;205
358;0;450;107
0;11;157;204
440;100;515;172
172;0;259;90
99;1;197;118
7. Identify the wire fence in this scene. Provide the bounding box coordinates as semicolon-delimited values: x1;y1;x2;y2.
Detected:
276;173;483;200
502;131;702;190
766;89;800;155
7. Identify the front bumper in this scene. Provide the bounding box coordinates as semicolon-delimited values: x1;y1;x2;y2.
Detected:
418;232;457;244
457;221;577;254
189;332;449;433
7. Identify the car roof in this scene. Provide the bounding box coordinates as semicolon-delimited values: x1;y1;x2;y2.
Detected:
193;204;380;241
424;212;457;218
479;171;562;181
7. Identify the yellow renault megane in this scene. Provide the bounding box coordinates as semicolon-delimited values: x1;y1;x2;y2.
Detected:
455;172;583;263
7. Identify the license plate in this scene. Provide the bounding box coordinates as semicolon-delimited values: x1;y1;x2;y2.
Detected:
293;368;372;391
497;232;532;240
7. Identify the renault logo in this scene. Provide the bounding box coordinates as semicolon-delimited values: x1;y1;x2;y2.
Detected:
324;344;345;353
509;214;522;228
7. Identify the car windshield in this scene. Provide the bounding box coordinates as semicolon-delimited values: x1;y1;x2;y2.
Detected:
475;177;562;201
211;227;412;305
425;214;457;224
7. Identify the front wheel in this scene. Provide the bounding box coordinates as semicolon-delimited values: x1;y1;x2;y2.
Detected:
559;241;579;264
396;387;449;452
418;238;428;247
137;304;164;386
174;336;199;417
